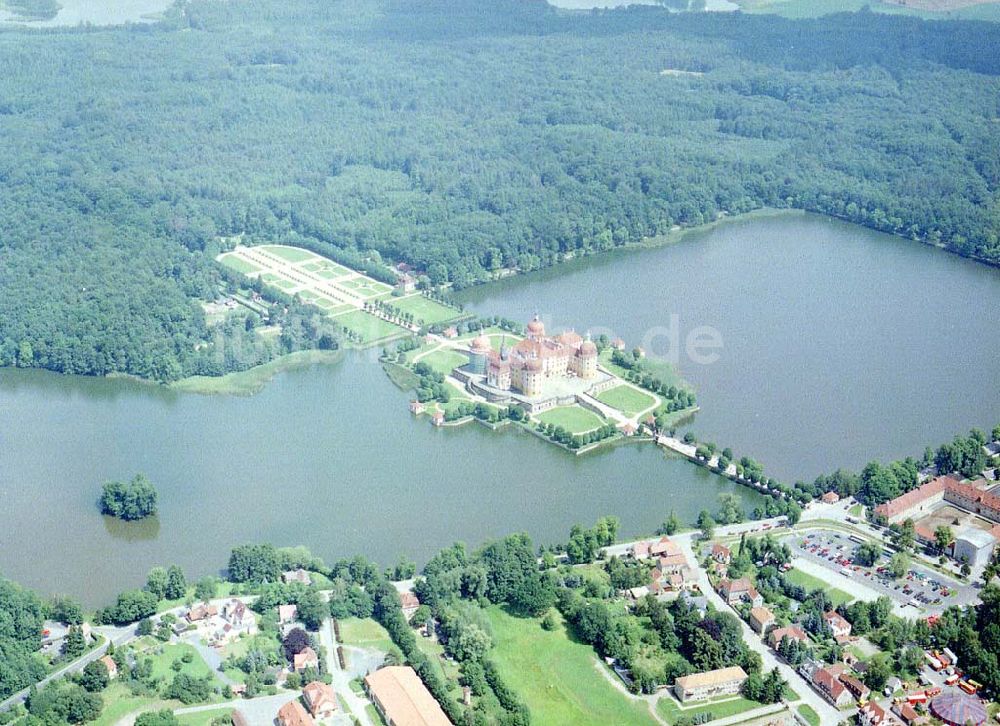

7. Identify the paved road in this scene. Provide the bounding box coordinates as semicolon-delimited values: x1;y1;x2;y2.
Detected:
0;624;135;712
174;692;297;724
673;533;842;726
321;613;375;726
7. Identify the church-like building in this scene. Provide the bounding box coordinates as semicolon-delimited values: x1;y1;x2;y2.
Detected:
467;315;597;397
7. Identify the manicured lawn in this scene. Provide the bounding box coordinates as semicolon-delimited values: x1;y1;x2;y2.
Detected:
656;694;762;724
414;347;468;376
849;504;863;516
218;254;262;275
798;704;820;726
596;385;657;417
338;618;401;659
392;294;463;325
258;244;317;263
536;405;605;434
90;683;173;726
142;643;219;683
175;707;235;725
335;309;407;343
485;606;657;726
783;568;854;606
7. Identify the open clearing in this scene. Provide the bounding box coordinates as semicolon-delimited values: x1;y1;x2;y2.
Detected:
596;384;657;417
334;309;408;343
338;617;401;658
391;294;463;325
783;567;854;606
414;347;469;377
485;606;657;726
536;405;606;434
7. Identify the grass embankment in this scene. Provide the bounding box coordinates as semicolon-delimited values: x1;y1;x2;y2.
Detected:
656;694;763;724
536;405;606;434
171;350;343;395
485;606;656;726
783;568;854;607
798;703;821;725
595;385;657;417
338;617;402;660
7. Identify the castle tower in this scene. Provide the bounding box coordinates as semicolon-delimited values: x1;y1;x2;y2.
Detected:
575;333;598;379
467;334;491;375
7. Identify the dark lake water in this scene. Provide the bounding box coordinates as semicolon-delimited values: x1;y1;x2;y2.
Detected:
0;353;757;606
457;212;1000;484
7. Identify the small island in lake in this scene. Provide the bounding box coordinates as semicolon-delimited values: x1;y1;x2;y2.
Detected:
99;473;159;521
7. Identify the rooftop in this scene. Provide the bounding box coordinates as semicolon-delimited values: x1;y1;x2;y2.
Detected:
675;666;747;690
365;666;453;726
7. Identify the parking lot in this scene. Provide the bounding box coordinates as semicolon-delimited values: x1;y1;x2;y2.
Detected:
789;531;965;613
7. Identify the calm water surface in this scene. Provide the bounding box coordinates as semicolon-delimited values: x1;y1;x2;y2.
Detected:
0;355;757;606
458;213;1000;483
0;0;171;26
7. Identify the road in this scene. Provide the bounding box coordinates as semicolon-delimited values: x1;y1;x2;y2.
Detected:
0;623;135;711
673;532;842;726
174;692;298;723
319;599;375;726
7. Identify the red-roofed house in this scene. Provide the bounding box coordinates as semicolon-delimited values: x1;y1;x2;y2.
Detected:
824;611;852;641
277;700;315;726
302;681;338;719
99;655;118;680
293;646;319;672
711;543;731;564
859;701;893;726
874;476;953;523
400;591;421;620
839;673;870;702
749;606;775;634
821;491;841;504
717;578;763;608
813;666;853;707
767;625;809;649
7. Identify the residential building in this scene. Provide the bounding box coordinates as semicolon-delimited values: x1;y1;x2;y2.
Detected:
859;701;893;726
186;604;218;622
768;625;809;649
303;681;338;719
821;491;841;504
824;611;852;642
711;543;731;564
400;591;421;620
749;606;775;634
893;702;924;725
673;666;748;702
839;673;870;702
294;646;319;672
277;699;315;726
283;568;313;586
717;578;763;608
99;655;118;680
364;665;453;726
278;604;298;624
813;666;853;707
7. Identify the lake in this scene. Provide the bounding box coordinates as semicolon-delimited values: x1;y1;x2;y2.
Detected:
0;354;759;606
0;0;172;27
457;212;1000;484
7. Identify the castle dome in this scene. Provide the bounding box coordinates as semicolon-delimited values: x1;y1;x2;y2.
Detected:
579;339;597;356
526;315;545;337
471;334;491;353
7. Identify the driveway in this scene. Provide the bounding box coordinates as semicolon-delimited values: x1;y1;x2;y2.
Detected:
674;533;842;726
321;615;375;726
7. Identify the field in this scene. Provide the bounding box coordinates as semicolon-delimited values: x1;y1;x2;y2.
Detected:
783;568;854;606
391;294;463;325
598;349;688;392
414;347;469;377
596;385;657;417
175;708;236;725
217;255;262;275
90;683;173;726
656;694;764;724
536;405;606;434
333;309;408;343
140;641;220;682
338;617;401;659
485;605;657;726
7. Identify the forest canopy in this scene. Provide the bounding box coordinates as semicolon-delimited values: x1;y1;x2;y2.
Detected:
0;0;998;381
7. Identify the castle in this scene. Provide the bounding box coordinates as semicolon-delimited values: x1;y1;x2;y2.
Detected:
466;315;598;397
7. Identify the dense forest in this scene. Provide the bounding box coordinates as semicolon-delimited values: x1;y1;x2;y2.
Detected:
0;0;998;381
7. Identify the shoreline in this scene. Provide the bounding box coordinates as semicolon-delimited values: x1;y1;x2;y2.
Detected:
169;349;345;396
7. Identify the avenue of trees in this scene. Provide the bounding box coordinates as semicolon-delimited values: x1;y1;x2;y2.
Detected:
1;0;999;382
